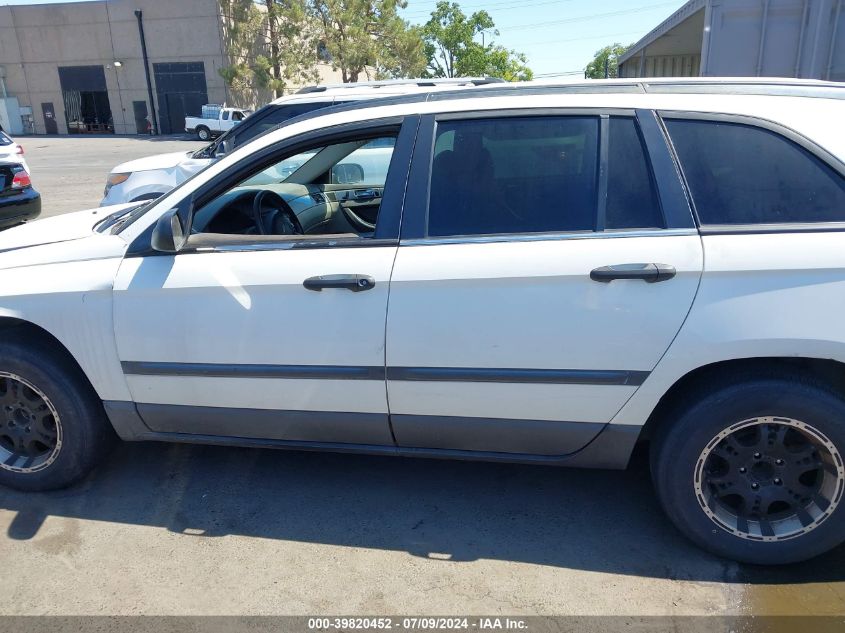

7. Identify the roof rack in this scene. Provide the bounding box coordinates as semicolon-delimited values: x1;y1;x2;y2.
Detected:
295;77;504;94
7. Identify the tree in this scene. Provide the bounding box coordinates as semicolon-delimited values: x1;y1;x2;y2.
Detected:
422;1;532;81
309;0;426;83
219;0;319;102
218;0;267;102
260;0;321;97
585;43;632;79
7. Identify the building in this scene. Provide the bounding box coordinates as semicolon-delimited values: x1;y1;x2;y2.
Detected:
619;0;844;81
0;0;341;136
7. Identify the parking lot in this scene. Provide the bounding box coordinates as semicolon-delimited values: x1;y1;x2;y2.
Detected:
1;136;844;617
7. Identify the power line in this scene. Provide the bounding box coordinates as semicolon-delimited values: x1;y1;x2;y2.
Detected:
518;29;646;49
532;70;588;77
501;2;680;32
402;0;579;19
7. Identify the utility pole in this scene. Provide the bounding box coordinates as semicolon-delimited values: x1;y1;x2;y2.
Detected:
135;10;158;135
604;56;609;79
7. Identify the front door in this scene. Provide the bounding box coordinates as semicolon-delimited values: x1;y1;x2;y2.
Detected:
386;112;703;455
41;103;58;134
112;118;418;445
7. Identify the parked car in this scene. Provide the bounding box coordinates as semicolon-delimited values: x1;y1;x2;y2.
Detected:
0;131;30;174
100;78;503;206
0;162;39;228
185;105;251;141
3;78;845;565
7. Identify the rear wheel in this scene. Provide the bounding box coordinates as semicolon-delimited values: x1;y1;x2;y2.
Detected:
196;126;211;141
651;376;845;564
0;332;115;491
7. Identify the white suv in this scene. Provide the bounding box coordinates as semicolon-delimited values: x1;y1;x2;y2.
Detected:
2;78;845;565
100;78;500;206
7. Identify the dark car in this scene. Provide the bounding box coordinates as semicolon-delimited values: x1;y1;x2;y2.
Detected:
0;162;40;228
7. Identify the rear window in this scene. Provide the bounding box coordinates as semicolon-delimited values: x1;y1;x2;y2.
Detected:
666;119;845;225
0;133;12;146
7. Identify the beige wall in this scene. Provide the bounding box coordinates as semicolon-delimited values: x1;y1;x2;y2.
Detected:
0;0;229;135
0;0;356;135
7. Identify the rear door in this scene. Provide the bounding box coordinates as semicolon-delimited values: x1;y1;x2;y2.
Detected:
385;110;703;456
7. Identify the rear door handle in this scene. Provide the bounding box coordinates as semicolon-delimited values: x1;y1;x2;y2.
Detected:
303;274;376;292
590;263;676;283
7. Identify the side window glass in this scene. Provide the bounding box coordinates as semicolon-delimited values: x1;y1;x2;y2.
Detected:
222;111;230;121
192;134;398;238
427;117;599;237
232;102;332;149
606;117;664;229
666;119;845;225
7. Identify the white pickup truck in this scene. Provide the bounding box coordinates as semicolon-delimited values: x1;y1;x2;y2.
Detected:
184;105;250;140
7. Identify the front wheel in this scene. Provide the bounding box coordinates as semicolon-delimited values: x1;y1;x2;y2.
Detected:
0;332;115;491
196;126;211;141
651;376;845;564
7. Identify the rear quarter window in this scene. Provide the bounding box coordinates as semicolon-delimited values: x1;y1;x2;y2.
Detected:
665;119;845;225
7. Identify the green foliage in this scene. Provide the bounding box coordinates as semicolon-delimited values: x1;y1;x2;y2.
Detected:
219;0;426;97
421;1;532;81
309;0;426;83
585;43;633;79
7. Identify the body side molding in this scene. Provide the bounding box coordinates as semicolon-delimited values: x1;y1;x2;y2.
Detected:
121;361;650;386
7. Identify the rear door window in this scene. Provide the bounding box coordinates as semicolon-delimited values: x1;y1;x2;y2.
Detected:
665;119;845;225
606;117;663;229
427;117;599;237
425;115;664;237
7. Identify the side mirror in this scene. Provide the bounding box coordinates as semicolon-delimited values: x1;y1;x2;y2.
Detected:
151;207;188;253
332;163;365;185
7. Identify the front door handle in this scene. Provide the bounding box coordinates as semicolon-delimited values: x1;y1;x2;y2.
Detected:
590;263;676;283
303;274;376;292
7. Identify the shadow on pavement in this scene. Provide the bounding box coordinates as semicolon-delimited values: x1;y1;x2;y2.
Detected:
1;440;843;584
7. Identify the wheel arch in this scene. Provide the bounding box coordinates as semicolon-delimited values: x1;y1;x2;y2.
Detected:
0;317;97;389
640;356;845;443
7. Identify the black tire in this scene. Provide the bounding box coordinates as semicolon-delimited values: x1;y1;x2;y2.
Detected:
196;126;211;141
651;375;845;565
0;331;115;491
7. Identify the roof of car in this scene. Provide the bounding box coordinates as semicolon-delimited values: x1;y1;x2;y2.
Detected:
270;78;504;105
228;76;844;173
270;76;842;126
294;77;503;93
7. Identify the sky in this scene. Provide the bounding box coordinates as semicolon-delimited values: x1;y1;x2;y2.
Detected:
1;0;689;77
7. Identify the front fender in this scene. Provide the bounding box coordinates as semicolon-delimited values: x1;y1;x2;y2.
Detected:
0;238;132;402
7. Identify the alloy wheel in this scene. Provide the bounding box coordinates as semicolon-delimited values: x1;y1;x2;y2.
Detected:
0;372;62;474
694;416;845;542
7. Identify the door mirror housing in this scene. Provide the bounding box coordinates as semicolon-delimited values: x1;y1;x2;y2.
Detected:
152;207;188;253
332;163;365;185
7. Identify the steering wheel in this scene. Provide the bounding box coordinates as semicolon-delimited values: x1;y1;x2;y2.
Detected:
252;189;304;236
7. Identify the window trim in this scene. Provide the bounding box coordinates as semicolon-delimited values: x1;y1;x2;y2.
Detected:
657;110;845;231
400;108;687;243
127;115;419;257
